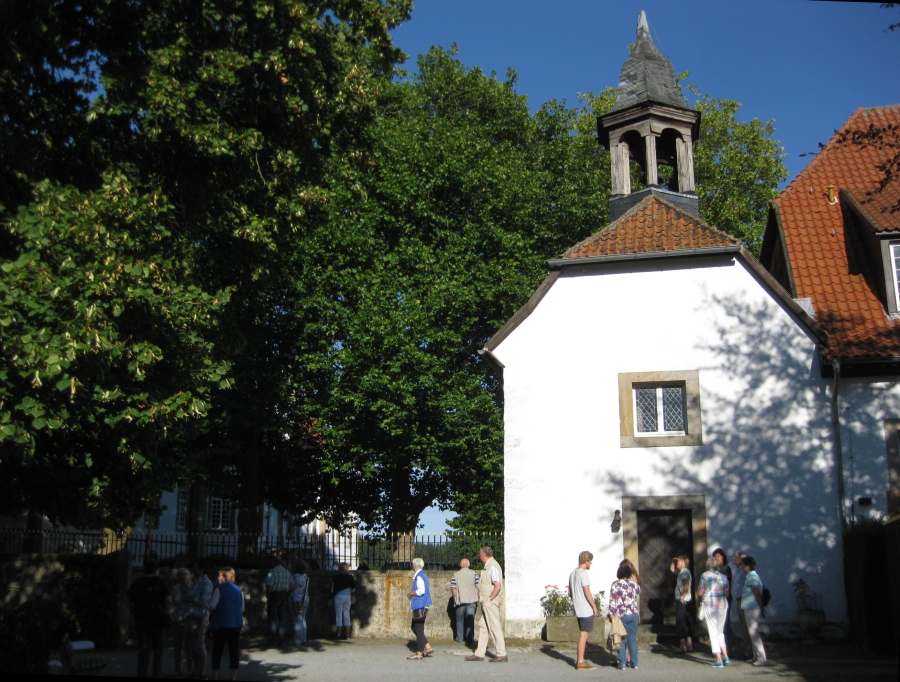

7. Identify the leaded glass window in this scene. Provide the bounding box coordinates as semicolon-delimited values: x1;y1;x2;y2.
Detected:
635;388;659;432
633;384;686;436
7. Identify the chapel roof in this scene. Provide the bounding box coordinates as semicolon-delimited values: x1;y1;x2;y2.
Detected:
765;105;900;360
560;193;739;260
608;11;689;114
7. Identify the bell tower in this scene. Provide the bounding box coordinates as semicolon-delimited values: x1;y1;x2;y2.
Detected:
598;11;701;220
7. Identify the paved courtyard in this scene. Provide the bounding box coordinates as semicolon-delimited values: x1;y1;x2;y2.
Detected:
93;637;898;681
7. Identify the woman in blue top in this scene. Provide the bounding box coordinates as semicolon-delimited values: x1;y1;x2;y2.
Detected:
209;567;244;681
740;555;767;666
406;557;434;660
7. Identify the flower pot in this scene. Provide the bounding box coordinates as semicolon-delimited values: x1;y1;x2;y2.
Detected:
545;616;607;645
797;609;825;634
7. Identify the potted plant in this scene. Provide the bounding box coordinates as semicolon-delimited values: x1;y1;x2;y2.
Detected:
542;585;608;643
793;579;825;635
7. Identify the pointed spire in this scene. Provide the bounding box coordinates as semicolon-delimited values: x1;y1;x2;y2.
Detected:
637;9;650;39
610;11;688;113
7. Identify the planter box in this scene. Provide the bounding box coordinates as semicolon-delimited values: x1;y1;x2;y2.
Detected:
545;616;608;645
797;609;826;634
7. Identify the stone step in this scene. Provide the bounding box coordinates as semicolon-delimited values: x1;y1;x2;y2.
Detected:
637;624;709;646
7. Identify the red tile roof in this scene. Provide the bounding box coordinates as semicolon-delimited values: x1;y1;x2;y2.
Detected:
772;105;900;359
561;194;739;259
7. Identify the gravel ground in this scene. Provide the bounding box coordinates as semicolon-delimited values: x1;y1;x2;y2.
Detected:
91;636;898;681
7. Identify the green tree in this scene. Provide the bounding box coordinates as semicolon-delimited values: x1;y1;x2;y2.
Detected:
294;48;613;535
0;0;411;528
690;87;789;255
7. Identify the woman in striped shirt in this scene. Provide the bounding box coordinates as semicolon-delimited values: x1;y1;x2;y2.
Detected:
697;556;731;668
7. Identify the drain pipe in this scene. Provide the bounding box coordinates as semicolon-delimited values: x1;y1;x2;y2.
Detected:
831;358;848;530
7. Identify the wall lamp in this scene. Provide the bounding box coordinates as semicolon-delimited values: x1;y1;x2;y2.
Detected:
610;510;622;534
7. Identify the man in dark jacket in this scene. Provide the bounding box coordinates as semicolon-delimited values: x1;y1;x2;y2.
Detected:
127;559;171;677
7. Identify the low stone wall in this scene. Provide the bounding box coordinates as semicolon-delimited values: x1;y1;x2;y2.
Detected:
199;569;493;639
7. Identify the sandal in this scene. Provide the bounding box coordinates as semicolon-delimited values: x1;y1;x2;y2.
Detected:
423;646;435;657
407;653;424;660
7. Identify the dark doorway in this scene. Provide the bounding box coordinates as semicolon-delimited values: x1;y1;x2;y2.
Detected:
636;510;693;625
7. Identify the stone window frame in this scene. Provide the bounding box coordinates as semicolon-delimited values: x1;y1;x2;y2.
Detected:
618;370;702;448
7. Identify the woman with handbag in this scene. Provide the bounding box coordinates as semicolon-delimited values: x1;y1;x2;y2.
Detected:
290;560;310;645
740;555;768;666
406;557;434;660
697;556;731;667
608;563;640;670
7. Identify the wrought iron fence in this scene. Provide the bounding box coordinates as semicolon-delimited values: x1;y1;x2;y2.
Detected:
0;528;503;571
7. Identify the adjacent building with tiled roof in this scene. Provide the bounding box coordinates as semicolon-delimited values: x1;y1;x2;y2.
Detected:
487;11;858;641
761;105;900;367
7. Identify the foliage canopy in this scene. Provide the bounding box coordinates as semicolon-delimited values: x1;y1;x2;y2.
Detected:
0;0;411;527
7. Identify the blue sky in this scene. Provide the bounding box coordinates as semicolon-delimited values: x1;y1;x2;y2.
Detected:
392;0;899;185
395;0;899;534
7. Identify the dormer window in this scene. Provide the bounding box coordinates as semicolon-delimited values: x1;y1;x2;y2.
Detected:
891;243;900;309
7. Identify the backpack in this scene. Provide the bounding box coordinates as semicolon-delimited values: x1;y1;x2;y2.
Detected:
761;587;771;607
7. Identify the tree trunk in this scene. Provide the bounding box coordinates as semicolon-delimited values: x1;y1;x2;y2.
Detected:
237;441;261;562
23;509;43;553
187;483;208;560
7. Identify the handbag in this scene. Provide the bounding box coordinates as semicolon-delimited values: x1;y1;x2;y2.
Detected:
411;607;427;622
698;600;709;622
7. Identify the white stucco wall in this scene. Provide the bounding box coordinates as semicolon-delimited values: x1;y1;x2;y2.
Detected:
493;254;856;635
837;378;900;520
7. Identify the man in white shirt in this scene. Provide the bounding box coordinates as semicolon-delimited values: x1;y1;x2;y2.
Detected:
465;546;507;662
569;551;599;671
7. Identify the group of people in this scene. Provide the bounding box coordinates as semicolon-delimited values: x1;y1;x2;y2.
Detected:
129;544;770;676
404;545;508;662
127;560;244;680
265;555;357;646
128;552;355;679
566;548;768;671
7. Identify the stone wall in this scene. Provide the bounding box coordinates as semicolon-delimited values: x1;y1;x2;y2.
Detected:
2;558;510;642
162;568;505;640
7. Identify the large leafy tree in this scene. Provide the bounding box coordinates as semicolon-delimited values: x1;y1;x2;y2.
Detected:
0;0;410;528
295;48;613;535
